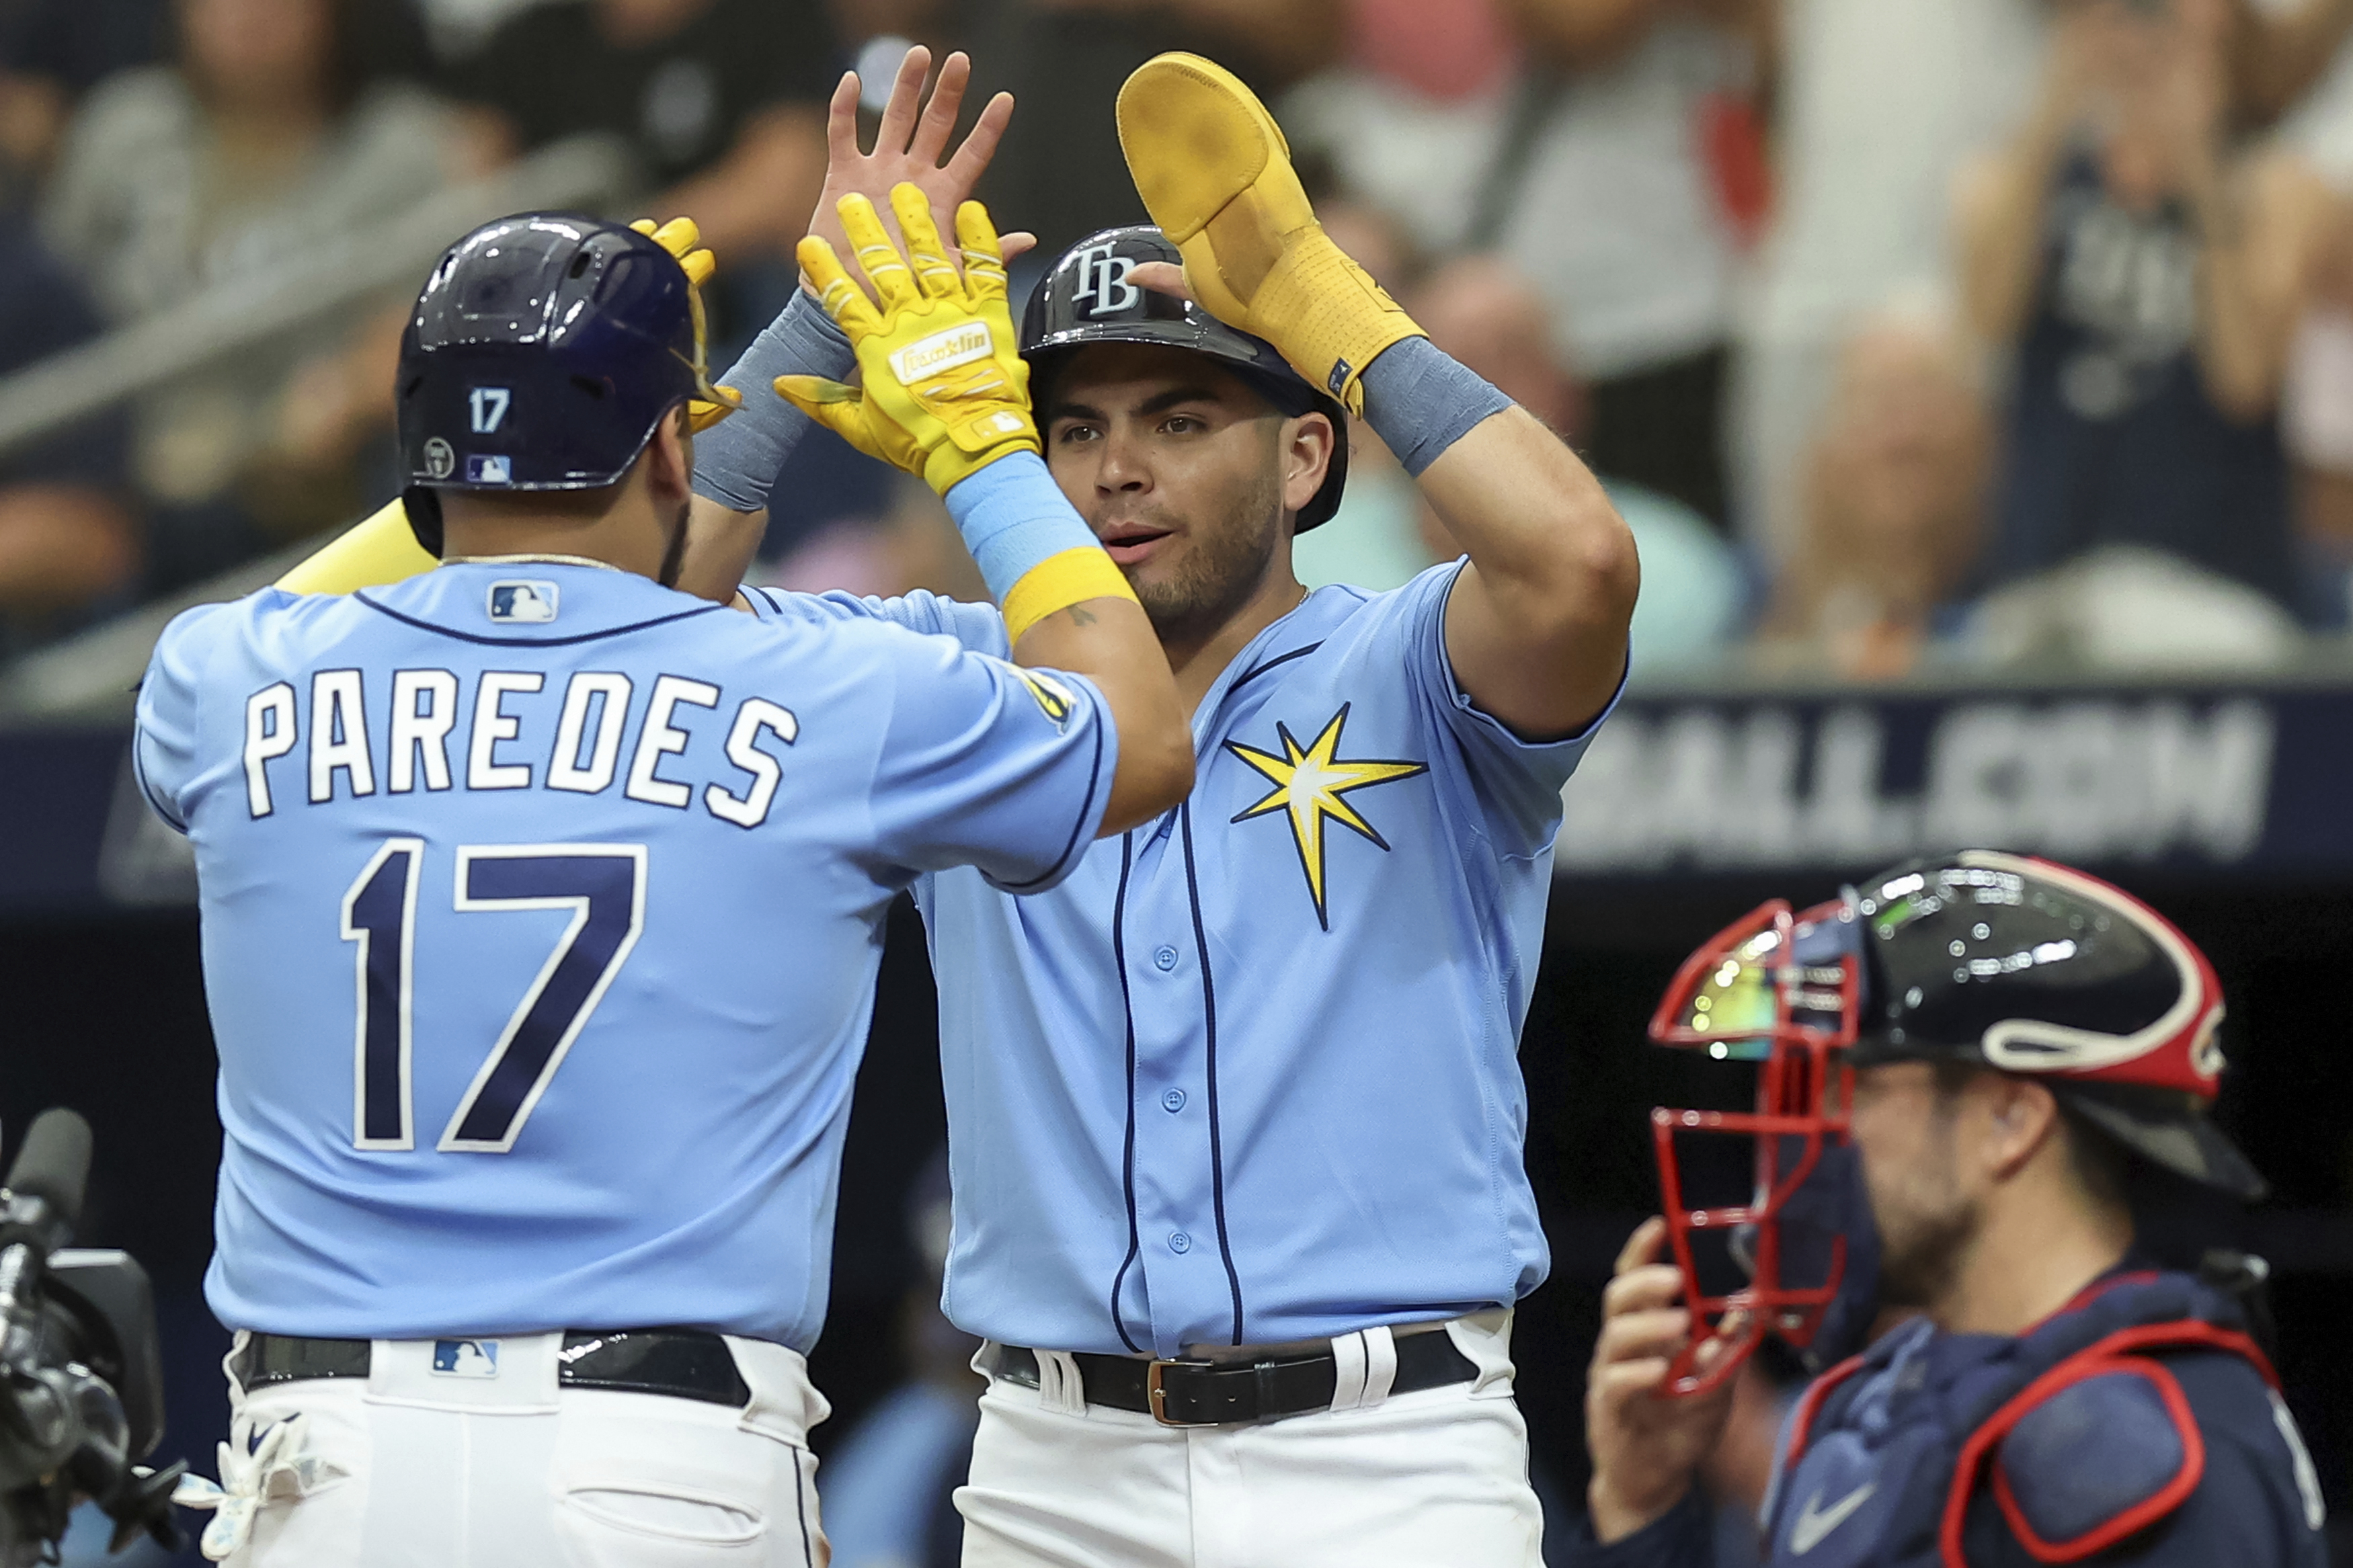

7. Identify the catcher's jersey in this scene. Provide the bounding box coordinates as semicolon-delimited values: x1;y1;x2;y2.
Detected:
751;561;1614;1355
134;561;1115;1349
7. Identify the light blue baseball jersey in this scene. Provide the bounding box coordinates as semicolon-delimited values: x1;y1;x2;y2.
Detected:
748;561;1615;1356
133;561;1115;1349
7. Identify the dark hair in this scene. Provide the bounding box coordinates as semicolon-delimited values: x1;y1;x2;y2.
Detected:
2053;1100;2135;1209
1927;1058;1977;1100
1927;1059;2135;1208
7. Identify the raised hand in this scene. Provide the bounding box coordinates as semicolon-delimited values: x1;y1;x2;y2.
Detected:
806;46;1033;288
1585;1217;1744;1544
777;185;1037;495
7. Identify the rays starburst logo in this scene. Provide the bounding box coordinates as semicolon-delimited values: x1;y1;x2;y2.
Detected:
1225;704;1426;930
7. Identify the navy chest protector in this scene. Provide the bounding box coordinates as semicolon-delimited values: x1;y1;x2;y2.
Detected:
1757;1272;2275;1568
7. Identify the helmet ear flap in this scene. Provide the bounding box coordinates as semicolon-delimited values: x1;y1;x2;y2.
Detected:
401;486;444;558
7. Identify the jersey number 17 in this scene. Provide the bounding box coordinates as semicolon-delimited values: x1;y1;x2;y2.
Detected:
340;839;645;1153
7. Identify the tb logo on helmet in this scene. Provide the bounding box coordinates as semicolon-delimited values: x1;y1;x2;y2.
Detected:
1070;243;1141;317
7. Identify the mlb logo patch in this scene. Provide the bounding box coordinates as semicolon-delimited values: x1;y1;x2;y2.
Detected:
488;580;559;624
465;454;512;484
432;1339;499;1378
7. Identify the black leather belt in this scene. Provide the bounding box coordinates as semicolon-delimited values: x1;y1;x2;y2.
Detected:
231;1329;752;1408
992;1329;1478;1427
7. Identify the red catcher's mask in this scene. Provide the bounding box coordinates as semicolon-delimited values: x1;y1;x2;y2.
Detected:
1644;895;1863;1397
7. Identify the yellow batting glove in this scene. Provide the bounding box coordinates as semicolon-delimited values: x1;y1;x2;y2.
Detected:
276;497;438;595
629;216;743;434
774;186;1039;496
1116;53;1423;417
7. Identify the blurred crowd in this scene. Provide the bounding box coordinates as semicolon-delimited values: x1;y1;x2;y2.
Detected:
8;0;2353;682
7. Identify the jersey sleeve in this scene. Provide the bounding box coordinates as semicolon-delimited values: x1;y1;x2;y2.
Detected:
1557;1489;1716;1568
1390;559;1625;858
863;628;1117;893
743;585;1011;655
132;598;242;834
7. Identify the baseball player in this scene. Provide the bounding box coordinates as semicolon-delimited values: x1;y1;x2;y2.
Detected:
698;53;1637;1567
268;48;1638;1561
1576;852;2330;1567
135;194;1193;1565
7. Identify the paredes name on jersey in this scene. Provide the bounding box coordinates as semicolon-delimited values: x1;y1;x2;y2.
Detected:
243;667;798;828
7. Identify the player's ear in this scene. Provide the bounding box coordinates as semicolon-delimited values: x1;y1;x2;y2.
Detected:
1281;411;1335;518
1983;1077;2060;1181
645;406;695;505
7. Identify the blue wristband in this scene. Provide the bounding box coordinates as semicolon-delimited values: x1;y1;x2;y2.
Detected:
943;451;1103;603
690;291;857;513
1359;336;1513;478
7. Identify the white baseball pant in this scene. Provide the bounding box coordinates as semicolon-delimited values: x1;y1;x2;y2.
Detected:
955;1309;1544;1568
182;1330;830;1567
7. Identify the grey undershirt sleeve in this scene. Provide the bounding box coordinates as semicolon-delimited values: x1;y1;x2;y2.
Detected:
691;290;859;513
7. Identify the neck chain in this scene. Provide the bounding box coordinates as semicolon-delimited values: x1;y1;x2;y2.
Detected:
442;552;625;573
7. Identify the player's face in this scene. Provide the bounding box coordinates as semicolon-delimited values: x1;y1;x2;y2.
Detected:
1042;344;1297;647
1848;1062;1980;1311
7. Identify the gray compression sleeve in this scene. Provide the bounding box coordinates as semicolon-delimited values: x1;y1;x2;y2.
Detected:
690;291;858;513
1357;335;1515;479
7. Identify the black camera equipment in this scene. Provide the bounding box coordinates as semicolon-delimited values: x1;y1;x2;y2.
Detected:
0;1108;184;1564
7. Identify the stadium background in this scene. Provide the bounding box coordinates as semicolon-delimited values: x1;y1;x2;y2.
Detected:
1;0;2350;1562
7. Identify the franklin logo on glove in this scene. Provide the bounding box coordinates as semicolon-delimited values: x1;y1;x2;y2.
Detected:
891;323;996;385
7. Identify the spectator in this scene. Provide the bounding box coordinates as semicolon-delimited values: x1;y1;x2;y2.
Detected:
1963;540;2303;668
38;0;466;589
1730;0;2045;564
920;0;1345;259
1275;0;1520;260
0;0;169;193
1304;252;1748;674
445;0;837;271
1;0;427;190
1730;0;2353;570
404;0;542;62
2283;195;2353;622
1477;0;1763;530
0;208;135;647
1953;0;2338;619
2228;0;2353;128
1755;302;1992;680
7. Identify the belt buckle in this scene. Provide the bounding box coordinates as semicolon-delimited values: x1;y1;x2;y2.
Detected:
1144;1358;1217;1428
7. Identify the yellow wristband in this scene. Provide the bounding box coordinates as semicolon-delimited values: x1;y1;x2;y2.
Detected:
1001;546;1140;645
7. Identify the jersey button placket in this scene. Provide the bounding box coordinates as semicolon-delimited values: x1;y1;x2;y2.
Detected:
1161;1088;1186;1112
1123;846;1218;1355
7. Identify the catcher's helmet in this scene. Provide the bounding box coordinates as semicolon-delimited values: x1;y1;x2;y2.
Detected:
1021;226;1348;531
395;212;715;554
1641;850;2262;1395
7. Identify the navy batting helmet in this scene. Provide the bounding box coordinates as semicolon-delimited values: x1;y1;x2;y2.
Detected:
1021;226;1348;532
395;212;711;554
